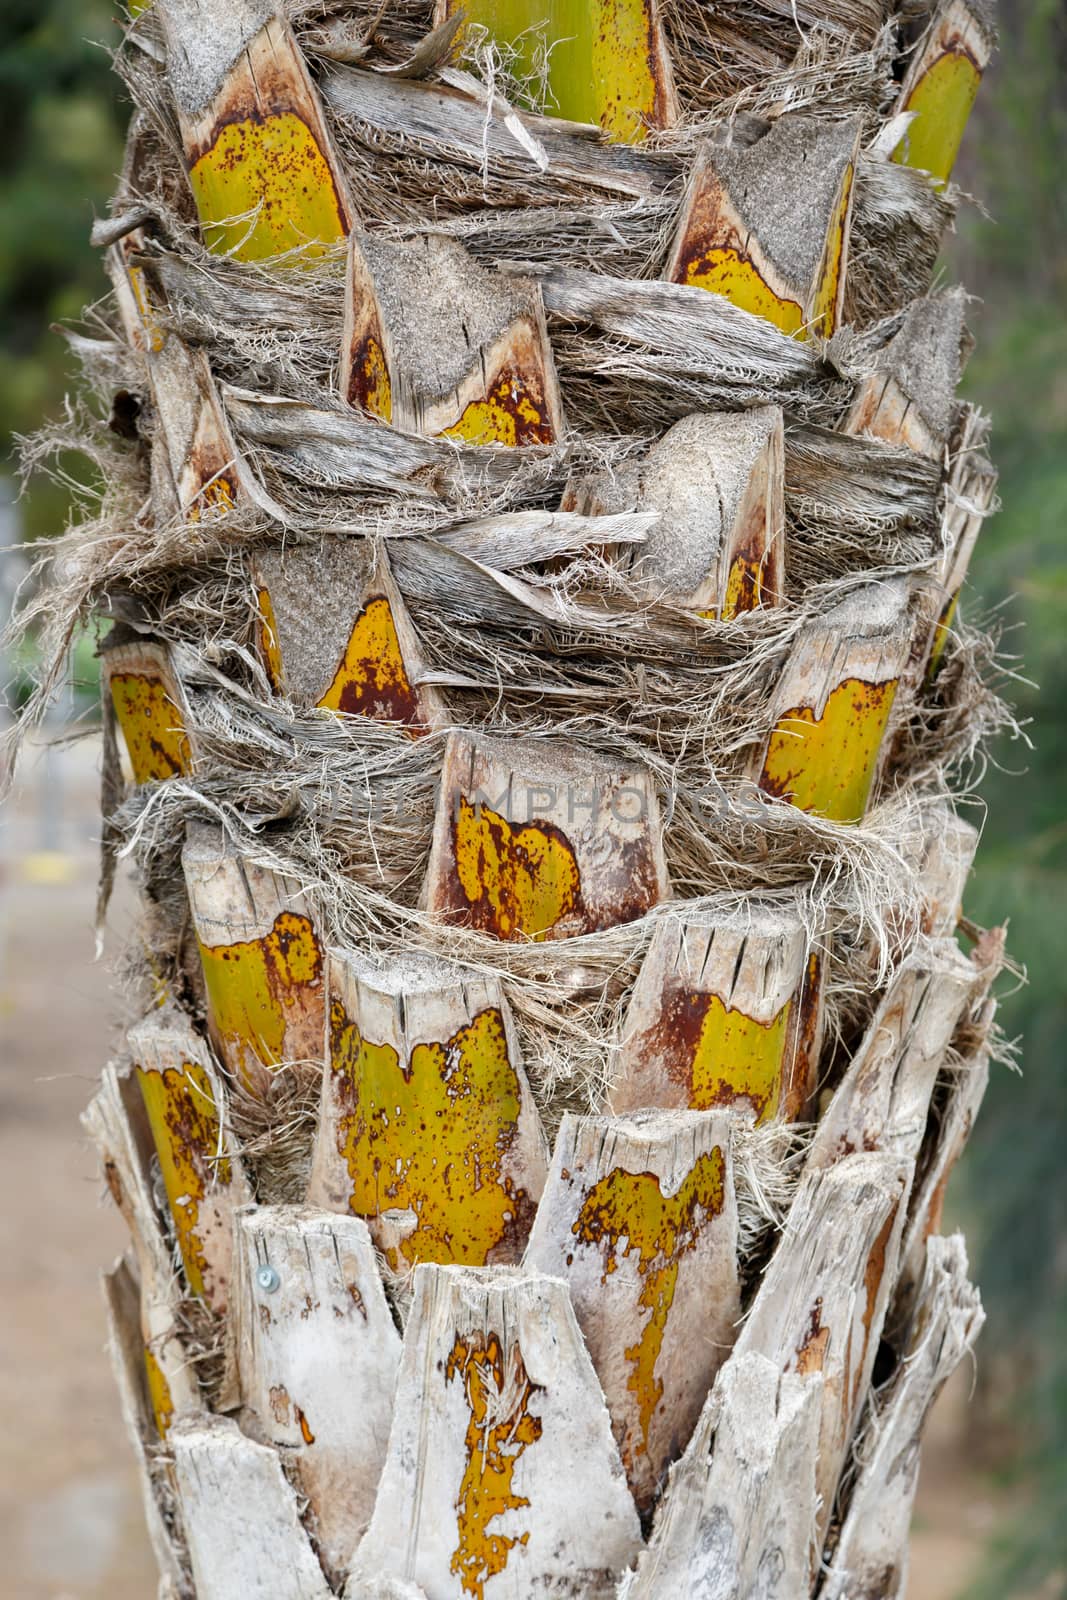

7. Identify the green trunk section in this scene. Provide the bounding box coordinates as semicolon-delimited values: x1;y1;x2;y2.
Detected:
441;0;674;142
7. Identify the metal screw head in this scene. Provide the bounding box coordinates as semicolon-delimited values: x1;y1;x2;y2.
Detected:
256;1264;280;1294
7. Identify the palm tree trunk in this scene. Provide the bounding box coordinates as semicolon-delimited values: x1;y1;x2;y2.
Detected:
19;0;1008;1593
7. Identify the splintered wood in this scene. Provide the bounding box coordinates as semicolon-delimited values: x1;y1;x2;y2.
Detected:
735;1152;910;1546
83;1064;201;1436
128;1009;250;1312
343;233;562;444
160;2;352;260
433;0;678;143
621;1353;822;1598
755;578;914;823
230;1207;401;1582
524;1110;740;1513
424;731;670;940
891;0;996;186
349;1266;641;1599
103;638;196;785
251;538;442;729
171;1415;333;1600
612;901;822;1123
823;1236;984;1599
308;951;547;1269
182;823;326;1095
564;408;785;618
107;229;243;518
667;114;862;338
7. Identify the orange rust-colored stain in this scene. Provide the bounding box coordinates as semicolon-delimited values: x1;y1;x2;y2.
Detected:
296;1406;316;1445
853;1205;898;1409
445;1330;543;1599
440;367;555;447
135;1060;231;1304
573;1149;725;1470
759;675;899;824
196;911;323;1093
679;243;805;336
450;797;582;942
795;1297;830;1377
809;165;853;339
256;586;285;693
329;999;535;1268
783;951;823;1120
317;596;426;731
189;111;347;262
110;671;192;784
144;1346;175;1437
347;333;393;422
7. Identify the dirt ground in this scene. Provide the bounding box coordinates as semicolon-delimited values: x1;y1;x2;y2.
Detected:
0;736;1013;1600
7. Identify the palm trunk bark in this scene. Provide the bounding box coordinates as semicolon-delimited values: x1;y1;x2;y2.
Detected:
20;0;1007;1593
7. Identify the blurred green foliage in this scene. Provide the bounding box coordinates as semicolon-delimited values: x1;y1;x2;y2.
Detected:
0;0;1064;1592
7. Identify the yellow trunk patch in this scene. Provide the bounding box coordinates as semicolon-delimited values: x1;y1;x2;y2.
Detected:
330;1000;534;1267
680;245;805;335
197;911;323;1092
444;0;668;144
256;586;285;693
348;335;393;421
689;993;794;1123
135;1061;230;1302
452;797;581;941
144;1346;175;1437
893;50;982;186
446;1331;543;1600
759;676;899;824
721;552;764;619
317;596;426;729
439;369;555;447
809;166;852;339
189;111;348;262
110;671;191;784
573;1149;725;1465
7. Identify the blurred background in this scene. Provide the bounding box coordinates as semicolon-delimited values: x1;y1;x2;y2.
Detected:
0;0;1063;1595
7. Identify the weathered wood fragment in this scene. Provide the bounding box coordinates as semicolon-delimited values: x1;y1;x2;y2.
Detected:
424;730;670;940
102;1259;189;1597
83;1064;201;1435
619;1353;822;1598
843;288;970;461
611;901;822;1123
667;113;862;339
920;417;998;678
159;1;352;260
914;800;979;936
348;1265;642;1599
754;577;913;823
108;228;243;518
250;538;443;729
230;1206;401;1582
523;1110;740;1513
342;232;563;444
433;0;678;144
807;940;977;1172
307;951;547;1269
564;408;785;617
892;0;996;186
734;1151;910;1546
823;1235;984;1599
103;637;196;785
182;822;326;1095
170;1414;332;1600
127;1009;251;1312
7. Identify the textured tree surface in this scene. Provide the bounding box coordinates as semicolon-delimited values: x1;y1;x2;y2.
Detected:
12;0;1011;1593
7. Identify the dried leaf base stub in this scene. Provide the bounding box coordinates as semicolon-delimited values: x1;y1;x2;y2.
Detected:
20;0;1015;1592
